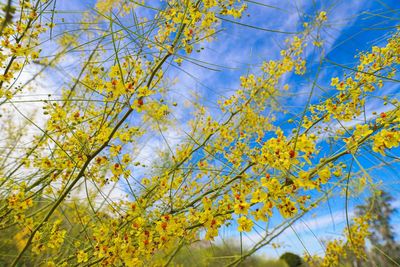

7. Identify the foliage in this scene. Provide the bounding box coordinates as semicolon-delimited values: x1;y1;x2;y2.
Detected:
280;252;305;267
172;241;289;267
355;190;400;266
0;0;399;266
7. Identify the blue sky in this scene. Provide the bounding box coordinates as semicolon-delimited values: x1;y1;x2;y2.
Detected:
28;0;400;259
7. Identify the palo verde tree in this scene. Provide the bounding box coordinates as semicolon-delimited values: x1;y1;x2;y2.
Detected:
0;0;399;266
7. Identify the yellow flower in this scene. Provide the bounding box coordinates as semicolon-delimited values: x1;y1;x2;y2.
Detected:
278;198;298;218
237;216;253;232
372;129;399;155
317;11;327;22
317;167;331;184
330;77;339;86
77;250;88;263
234;201;250;215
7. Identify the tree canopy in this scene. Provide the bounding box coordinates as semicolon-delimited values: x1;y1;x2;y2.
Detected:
0;0;399;266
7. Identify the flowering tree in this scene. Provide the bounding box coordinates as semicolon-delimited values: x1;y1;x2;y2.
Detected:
0;0;399;266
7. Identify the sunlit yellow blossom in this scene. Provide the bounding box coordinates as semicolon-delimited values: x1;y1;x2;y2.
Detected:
237;216;253;232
